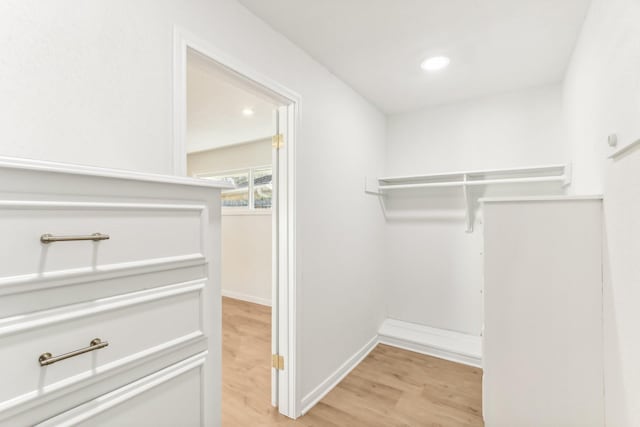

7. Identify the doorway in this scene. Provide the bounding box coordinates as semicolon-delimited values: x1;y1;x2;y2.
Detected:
173;29;299;419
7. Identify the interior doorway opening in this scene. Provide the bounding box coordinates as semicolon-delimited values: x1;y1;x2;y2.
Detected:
173;31;299;419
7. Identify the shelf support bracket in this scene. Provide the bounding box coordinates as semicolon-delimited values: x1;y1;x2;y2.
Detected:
563;163;573;187
364;176;384;196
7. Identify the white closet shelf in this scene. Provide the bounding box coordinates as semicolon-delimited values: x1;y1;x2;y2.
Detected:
378;175;566;191
375;164;570;190
365;163;572;233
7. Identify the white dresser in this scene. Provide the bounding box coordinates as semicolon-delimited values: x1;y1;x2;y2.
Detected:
0;157;227;426
482;196;604;427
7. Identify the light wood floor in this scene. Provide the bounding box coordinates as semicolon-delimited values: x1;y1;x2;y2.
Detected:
222;297;484;426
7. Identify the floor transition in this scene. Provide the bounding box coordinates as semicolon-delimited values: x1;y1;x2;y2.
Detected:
222;297;483;426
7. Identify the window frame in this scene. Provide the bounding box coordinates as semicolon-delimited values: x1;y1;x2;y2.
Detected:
196;164;273;214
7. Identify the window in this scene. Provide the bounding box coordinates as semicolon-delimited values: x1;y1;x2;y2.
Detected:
201;166;272;210
253;167;272;209
206;171;250;208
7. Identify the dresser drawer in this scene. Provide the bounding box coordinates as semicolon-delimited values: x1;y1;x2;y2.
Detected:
0;281;204;408
0;201;205;281
36;353;206;427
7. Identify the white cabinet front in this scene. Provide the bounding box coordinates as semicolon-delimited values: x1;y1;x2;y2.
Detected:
36;354;206;427
0;282;203;408
0;202;204;280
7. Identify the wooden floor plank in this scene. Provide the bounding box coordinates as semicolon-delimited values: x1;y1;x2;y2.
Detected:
222;297;484;426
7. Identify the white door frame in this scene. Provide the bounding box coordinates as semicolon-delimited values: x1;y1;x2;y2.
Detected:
172;27;300;418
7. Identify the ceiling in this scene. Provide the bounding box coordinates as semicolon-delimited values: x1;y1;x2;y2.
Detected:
237;0;591;114
187;50;276;153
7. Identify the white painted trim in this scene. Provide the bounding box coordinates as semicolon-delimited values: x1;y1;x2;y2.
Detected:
221;290;271;307
0;280;205;336
0;332;205;416
378;319;482;368
284;102;298;417
0;156;230;189
0;254;205;296
172;26;301;175
172;27;301;112
271;113;279;408
300;336;378;415
0;200;205;212
36;352;207;427
173;27;300;418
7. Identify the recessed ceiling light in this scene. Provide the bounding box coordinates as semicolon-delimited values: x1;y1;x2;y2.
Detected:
420;56;450;72
242;108;254;116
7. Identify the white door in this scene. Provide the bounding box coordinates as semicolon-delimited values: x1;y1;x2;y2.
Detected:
271;105;291;415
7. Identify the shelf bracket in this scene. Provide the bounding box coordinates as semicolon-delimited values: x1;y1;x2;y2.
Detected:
364;176;384;196
563;163;573;187
463;174;473;233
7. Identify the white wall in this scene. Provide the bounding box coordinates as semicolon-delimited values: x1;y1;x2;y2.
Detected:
0;0;387;407
218;214;272;304
564;0;640;425
386;84;566;175
188;140;273;306
384;84;566;335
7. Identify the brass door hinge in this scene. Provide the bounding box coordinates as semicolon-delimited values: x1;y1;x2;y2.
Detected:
272;354;284;370
272;134;284;149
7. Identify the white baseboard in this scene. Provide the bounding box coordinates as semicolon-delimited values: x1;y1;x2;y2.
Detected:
221;289;271;307
378;319;482;368
300;335;378;415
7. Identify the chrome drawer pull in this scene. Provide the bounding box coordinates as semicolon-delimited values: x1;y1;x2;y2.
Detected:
40;233;110;244
38;338;109;366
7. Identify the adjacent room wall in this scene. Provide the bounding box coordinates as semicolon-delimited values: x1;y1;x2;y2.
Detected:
188;139;273;306
0;0;387;407
564;0;640;425
384;84;566;335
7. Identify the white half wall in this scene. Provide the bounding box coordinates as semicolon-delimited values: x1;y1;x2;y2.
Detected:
0;0;387;410
564;0;640;425
384;84;566;336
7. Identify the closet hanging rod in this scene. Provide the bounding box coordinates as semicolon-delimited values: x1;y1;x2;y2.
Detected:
608;137;640;159
378;181;465;190
465;176;565;186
